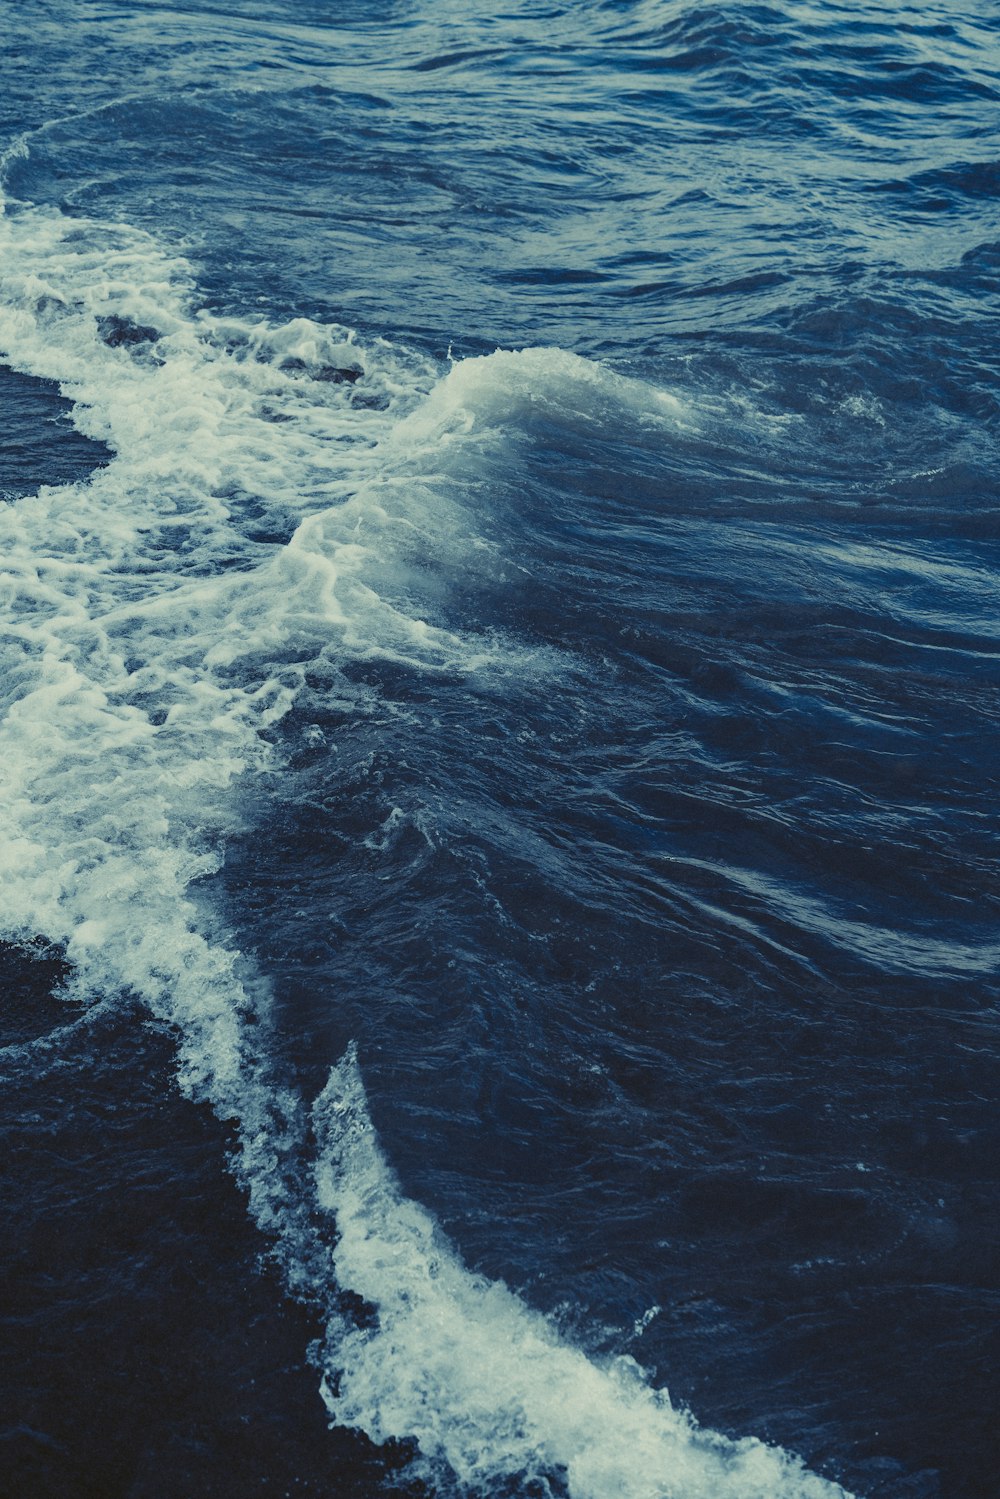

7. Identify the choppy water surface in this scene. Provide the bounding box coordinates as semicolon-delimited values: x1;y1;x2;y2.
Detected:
1;3;998;1497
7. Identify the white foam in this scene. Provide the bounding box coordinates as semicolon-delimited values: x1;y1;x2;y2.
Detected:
0;193;852;1497
313;1047;850;1499
0;196;498;1235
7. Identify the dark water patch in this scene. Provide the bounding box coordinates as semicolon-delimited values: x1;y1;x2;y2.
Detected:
789;60;1000;109
408;46;511;73
97;314;161;348
0;950;423;1499
0;366;110;499
0;941;73;1048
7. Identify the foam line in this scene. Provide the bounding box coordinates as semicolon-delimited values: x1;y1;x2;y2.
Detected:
312;1046;851;1499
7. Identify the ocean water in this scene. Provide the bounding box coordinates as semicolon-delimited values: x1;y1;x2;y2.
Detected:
1;3;998;1497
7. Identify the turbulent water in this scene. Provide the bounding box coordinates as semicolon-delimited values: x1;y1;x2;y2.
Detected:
1;3;998;1497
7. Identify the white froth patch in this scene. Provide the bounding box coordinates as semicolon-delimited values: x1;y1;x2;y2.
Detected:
313;1047;851;1499
393;345;690;456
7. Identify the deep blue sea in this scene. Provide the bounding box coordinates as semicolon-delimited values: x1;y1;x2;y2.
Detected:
1;3;998;1497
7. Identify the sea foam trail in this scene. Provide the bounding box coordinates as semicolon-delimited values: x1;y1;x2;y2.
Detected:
0;194;852;1498
314;1047;850;1499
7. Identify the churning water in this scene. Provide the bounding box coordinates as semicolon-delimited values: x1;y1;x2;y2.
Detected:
1;4;998;1497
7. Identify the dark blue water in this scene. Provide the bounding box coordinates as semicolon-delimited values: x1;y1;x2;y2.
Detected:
1;3;998;1497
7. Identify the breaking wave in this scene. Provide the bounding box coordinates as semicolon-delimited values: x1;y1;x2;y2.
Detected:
0;190;851;1498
